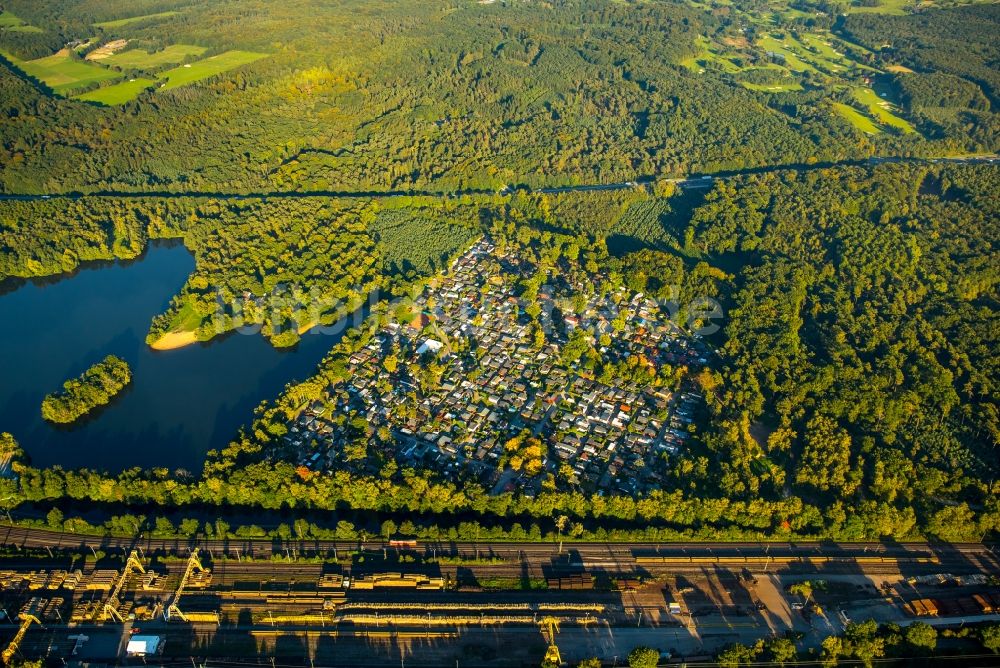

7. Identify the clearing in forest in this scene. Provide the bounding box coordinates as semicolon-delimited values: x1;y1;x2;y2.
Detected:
833;102;881;134
103;44;207;70
852;86;916;133
3;44;265;104
742;79;803;92
157;50;268;91
0;48;120;94
93;11;179;29
74;77;158;104
85;39;129;60
0;10;42;32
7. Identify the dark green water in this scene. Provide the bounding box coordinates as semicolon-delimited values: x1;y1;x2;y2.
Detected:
0;242;341;472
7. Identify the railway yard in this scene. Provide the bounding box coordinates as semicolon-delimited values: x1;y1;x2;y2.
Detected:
0;530;998;666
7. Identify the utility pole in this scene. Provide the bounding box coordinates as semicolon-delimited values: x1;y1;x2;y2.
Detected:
0;496;13;523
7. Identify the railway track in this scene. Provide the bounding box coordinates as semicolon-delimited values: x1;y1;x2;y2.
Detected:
2;524;997;575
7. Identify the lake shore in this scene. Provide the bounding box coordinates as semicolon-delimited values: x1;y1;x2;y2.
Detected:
149;330;199;350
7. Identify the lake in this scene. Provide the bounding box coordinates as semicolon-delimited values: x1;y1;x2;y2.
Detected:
0;242;342;472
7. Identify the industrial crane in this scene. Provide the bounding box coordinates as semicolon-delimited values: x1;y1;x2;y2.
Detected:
2;613;40;665
164;548;207;622
98;549;146;622
538;616;562;667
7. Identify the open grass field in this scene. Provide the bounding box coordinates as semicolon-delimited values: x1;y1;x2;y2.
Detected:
773;6;815;21
154;299;208;345
73;77;157;104
759;32;879;77
2;45;267;102
736;64;802;92
846;0;915;14
0;10;43;32
757;34;817;73
4;23;44;32
0;11;23;27
742;80;803;92
681;36;802;92
833;102;881;134
104;44;207;70
842;0;990;14
0;49;121;94
157;50;267;90
93;11;179;29
799;34;878;73
681;30;874;95
680;36;745;74
852;86;916;133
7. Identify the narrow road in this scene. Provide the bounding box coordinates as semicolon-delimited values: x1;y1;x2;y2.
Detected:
0;155;994;202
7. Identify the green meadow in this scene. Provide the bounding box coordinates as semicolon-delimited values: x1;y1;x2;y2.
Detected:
104;44;207;70
757;32;880;78
79;50;268;104
845;0;913;14
680;36;744;73
742;80;803;92
758;34;816;73
799;34;878;73
0;10;43;33
833;102;881;134
0;11;23;27
681;29;884;96
93;11;179;29
0;49;121;94
157;51;267;91
852;86;916;133
74;77;157;104
2;43;267;104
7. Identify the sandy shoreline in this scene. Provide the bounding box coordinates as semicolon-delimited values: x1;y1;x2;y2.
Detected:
149;330;199;350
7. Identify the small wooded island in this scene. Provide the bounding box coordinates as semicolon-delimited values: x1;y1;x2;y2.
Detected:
41;355;132;424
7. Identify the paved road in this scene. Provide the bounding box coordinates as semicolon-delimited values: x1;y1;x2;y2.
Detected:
0;155;994;202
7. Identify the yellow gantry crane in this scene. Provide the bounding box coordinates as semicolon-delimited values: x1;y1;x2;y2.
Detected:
2;613;40;665
98;550;146;622
538;616;562;667
164;548;207;622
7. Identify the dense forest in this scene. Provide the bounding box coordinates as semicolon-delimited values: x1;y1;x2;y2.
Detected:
0;0;996;543
842;4;999;106
0;197;147;280
240;162;997;541
841;4;999;145
0;161;996;542
684;163;998;541
143;198;384;347
0;195;483;346
0;0;996;195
